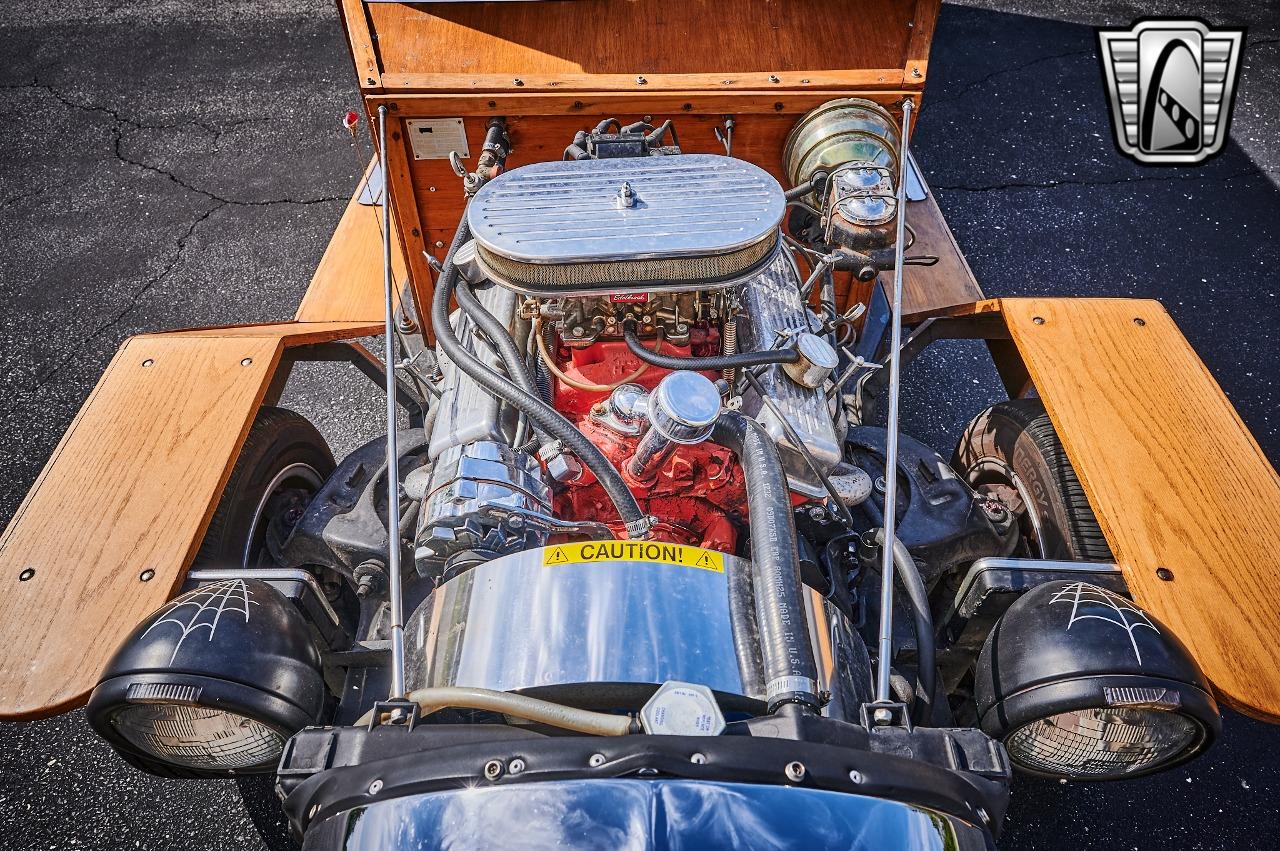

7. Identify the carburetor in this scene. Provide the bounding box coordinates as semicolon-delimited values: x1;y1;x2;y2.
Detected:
521;290;729;348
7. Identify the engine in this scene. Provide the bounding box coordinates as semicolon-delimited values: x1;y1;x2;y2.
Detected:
416;151;847;573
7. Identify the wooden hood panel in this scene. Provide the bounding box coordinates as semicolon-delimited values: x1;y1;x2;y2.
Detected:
345;0;939;92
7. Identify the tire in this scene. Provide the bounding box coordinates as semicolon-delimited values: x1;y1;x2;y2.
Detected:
952;399;1112;561
196;407;330;849
194;407;334;570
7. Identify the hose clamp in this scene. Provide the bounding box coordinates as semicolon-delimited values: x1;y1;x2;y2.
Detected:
624;514;658;540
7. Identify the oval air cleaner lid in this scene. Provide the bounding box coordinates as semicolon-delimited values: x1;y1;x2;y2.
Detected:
467;154;785;296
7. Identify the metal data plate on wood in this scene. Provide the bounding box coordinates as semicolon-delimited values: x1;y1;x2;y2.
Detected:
406;118;468;161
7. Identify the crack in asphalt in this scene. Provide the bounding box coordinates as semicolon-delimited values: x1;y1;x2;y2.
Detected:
1;79;348;206
933;168;1254;193
926;47;1095;109
0;78;352;404
0;200;229;416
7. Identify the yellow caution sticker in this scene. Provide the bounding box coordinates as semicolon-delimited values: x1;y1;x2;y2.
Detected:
542;541;724;573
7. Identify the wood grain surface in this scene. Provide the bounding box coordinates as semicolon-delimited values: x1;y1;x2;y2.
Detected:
295;160;405;324
365;0;934;92
998;298;1280;722
0;321;379;719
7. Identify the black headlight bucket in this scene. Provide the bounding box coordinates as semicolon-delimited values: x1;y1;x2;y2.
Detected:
86;578;325;778
975;580;1219;780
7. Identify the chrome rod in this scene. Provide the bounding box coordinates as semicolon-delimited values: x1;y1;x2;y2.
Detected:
875;98;914;705
378;105;407;699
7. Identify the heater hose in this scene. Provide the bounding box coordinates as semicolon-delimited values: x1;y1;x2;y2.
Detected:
431;221;647;535
623;321;799;370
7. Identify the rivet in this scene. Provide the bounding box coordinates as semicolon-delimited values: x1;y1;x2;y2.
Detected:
848;769;863;783
1032;316;1046;325
784;761;806;782
19;568;35;582
367;779;383;794
428;186;436;192
241;357;253;366
139;569;155;582
1134;317;1147;326
1156;567;1174;581
508;758;526;775
691;753;707;764
483;759;503;780
588;753;606;767
141;358;155;367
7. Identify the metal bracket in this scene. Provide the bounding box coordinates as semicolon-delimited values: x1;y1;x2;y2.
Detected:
268;341;427;429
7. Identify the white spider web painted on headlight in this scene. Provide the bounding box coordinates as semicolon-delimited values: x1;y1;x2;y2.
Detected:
141;579;258;664
1050;582;1159;664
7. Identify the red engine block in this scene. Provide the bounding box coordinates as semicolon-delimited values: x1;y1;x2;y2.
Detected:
546;332;745;553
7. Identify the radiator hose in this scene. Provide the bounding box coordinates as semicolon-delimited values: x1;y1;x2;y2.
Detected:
431;221;649;536
712;411;821;714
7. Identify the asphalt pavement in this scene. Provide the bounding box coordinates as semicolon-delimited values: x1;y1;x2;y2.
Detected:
1;2;1277;849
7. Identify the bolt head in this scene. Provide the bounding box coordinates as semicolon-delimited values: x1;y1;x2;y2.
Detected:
873;707;894;725
784;761;806;782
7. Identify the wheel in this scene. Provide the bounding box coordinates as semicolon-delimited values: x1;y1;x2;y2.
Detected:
196;407;330;849
194;407;334;569
952;399;1112;561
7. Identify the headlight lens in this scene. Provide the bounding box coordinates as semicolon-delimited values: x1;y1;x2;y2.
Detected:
1005;707;1198;778
110;704;286;770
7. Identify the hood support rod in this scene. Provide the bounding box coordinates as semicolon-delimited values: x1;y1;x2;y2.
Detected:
873;98;915;710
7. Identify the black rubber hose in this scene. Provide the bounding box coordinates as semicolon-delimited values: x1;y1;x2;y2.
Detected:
875;530;937;726
431;221;647;534
712;411;820;714
454;278;539;397
623;321;799;370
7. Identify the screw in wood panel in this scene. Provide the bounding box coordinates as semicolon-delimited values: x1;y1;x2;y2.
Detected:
513;78;524;87
769;75;780;84
1156;567;1174;581
1032;316;1046;325
912;67;923;78
139;569;155;582
488;100;497;109
774;102;785;111
636;75;648;85
141;358;155;367
392;131;400;141
241;357;253;366
435;241;445;249
18;568;35;582
411;228;420;238
1134;317;1147;326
